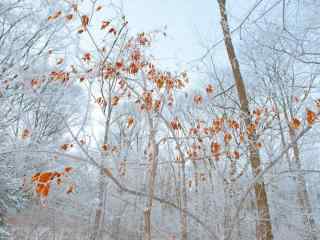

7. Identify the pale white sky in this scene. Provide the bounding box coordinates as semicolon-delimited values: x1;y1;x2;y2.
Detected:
117;0;257;71
120;0;217;68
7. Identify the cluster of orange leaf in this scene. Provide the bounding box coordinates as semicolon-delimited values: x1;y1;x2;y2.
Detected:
81;15;89;31
31;167;74;198
211;142;221;160
193;95;203;105
170;118;182;130
82;52;91;62
101;144;118;155
186;117;243;161
31;79;41;89
291;108;319;129
49;71;69;83
60;143;74;151
95;96;105;106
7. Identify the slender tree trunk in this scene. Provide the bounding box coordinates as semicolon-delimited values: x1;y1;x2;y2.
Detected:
144;116;158;240
144;208;151;240
180;158;188;240
91;104;112;240
91;168;105;240
288;127;317;240
224;182;232;240
217;1;273;239
277;102;317;239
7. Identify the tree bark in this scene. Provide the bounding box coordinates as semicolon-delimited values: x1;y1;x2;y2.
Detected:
144;115;158;240
277;101;317;240
288;127;317;240
91;102;112;240
144;208;151;240
217;1;273;239
180;158;188;240
91;168;105;240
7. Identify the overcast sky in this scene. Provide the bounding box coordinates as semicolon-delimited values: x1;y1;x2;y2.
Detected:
116;0;256;72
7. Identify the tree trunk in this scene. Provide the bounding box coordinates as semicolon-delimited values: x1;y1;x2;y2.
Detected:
144;116;158;240
224;182;232;240
144;208;151;240
91;168;105;240
277;102;317;240
91;105;112;240
288;127;317;240
217;1;273;239
180;159;188;240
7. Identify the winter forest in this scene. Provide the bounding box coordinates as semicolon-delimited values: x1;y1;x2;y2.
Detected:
1;0;320;239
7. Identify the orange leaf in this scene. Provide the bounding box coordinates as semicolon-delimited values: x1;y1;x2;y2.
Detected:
32;172;41;182
193;95;203;105
95;97;105;106
56;178;62;185
228;120;240;129
36;183;45;195
103;168;113;177
31;79;41;88
96;5;103;11
247;123;256;136
60;143;71;151
224;132;232;144
154;100;161;112
64;167;73;173
83;52;91;62
115;60;124;69
211;142;220;154
206;84;214;95
291;118;301;129
101;20;110;30
51;11;62;20
111;146;118;155
155;77;165;89
306;109;316;126
38;172;53;183
211;118;223;134
66;185;74;194
111;96;120;106
65;14;73;20
41;184;50;197
129;63;139;74
81;15;89;30
104;65;116;78
131;49;141;62
170;118;181;130
127;116;135;128
108;27;117;35
138;32;149;45
21;129;31;139
101;144;109;152
143;91;153;111
234;150;240;159
239;133;244;143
